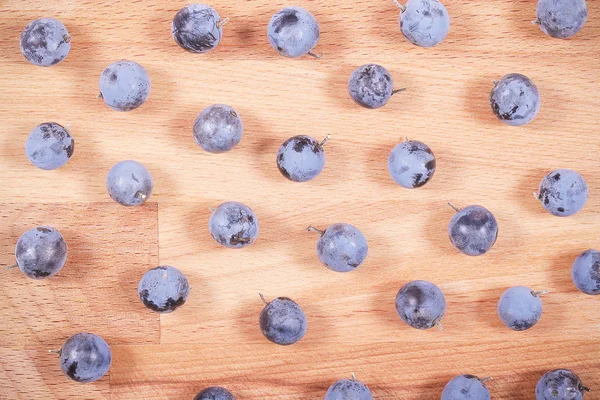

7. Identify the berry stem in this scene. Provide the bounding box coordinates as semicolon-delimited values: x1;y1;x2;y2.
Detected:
447;202;461;213
492;80;499;86
306;226;325;236
320;134;331;147
259;293;268;304
393;0;406;11
351;372;357;381
533;191;540;200
480;377;493;383
63;34;71;43
532;18;541;25
208;207;215;213
97;92;104;100
48;349;61;355
403;136;409;142
580;385;591;392
307;51;322;59
531;290;549;297
4;263;18;270
392;88;407;95
217;17;230;28
436;321;444;331
135;192;147;200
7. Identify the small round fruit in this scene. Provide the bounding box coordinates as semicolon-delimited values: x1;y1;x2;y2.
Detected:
572;249;600;295
193;104;243;153
20;18;71;67
194;387;235;400
395;280;446;330
497;286;544;331
348;64;399;109
267;6;320;58
490;73;540;126
537;169;588;217
536;0;587;39
15;226;67;279
172;4;225;53
26;122;74;170
138;266;190;313
536;369;589;400
442;375;491;400
388;140;436;188
58;333;112;383
106;160;153;206
325;376;373;400
448;205;498;256
311;223;368;272
209;201;259;248
277;135;326;182
259;296;307;345
399;0;450;47
99;60;151;112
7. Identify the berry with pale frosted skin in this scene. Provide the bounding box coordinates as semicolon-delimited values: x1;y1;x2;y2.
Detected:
396;0;450;47
9;226;67;279
172;4;227;53
325;375;373;400
448;204;498;256
268;6;320;58
395;280;446;330
442;375;491;400
209;201;259;248
193;104;243;153
55;333;112;383
535;0;587;39
20;18;71;67
536;169;588;217
388;139;436;188
490;73;540;126
106;160;153;206
99;60;151;111
138;266;190;313
307;224;368;272
571;249;600;295
535;369;589;400
348;64;405;109
277;135;329;182
26;122;74;170
497;286;546;331
259;295;307;345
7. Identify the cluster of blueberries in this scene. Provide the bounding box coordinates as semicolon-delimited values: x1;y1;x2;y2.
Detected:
11;0;594;399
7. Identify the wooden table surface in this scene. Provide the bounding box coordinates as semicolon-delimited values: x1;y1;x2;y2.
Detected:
1;1;599;399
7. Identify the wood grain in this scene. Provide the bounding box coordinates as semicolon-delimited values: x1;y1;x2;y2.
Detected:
0;0;599;399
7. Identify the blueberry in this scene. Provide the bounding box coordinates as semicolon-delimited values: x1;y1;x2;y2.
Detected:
56;333;111;383
348;64;405;109
20;18;71;67
209;201;259;248
442;375;491;400
259;295;307;345
194;387;235;400
395;280;446;330
277;135;328;182
172;4;227;54
307;223;368;272
193;104;243;153
535;0;587;39
388;139;436;188
325;375;373;400
99;60;151;112
26;122;74;170
536;369;589;400
490;73;540;126
138;266;190;313
12;226;67;279
397;0;450;47
497;286;545;331
448;204;498;256
537;169;588;217
106;160;153;206
571;249;600;295
268;7;320;58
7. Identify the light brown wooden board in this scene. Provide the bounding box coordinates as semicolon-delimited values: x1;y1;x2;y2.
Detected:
0;0;599;399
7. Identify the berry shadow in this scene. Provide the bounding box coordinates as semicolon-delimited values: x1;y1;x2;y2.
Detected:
463;76;497;126
513;167;547;215
324;66;354;110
